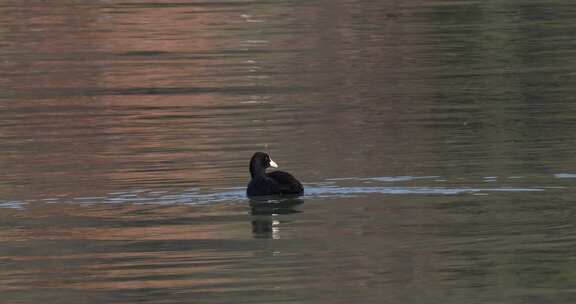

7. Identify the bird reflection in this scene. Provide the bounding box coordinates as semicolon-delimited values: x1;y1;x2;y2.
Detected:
250;197;304;239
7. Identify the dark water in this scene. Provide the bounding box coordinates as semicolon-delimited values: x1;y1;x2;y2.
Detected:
2;1;576;303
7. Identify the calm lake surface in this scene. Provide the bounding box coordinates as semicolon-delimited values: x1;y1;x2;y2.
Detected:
2;1;576;303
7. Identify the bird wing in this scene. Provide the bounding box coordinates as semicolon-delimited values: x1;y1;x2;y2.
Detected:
266;171;304;194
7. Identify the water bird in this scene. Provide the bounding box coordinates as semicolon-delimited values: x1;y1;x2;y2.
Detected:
247;152;304;197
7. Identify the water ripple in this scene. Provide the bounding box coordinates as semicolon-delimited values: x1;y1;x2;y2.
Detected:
0;176;547;209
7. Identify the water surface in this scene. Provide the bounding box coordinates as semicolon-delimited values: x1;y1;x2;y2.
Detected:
1;1;576;303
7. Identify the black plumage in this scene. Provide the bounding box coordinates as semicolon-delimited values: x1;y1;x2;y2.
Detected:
247;152;304;197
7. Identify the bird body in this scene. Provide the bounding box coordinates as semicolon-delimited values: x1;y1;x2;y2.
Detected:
247;152;304;197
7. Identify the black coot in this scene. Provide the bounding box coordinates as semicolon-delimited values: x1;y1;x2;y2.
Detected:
247;152;304;197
